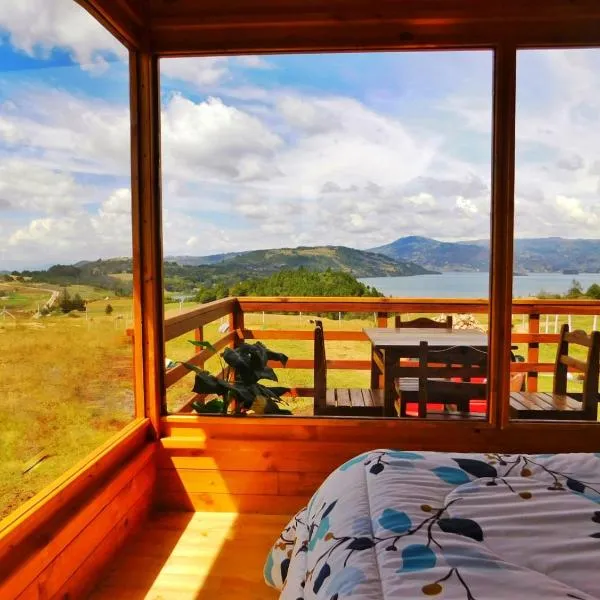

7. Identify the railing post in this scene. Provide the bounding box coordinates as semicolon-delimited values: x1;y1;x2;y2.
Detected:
229;298;245;348
377;312;388;328
527;312;540;392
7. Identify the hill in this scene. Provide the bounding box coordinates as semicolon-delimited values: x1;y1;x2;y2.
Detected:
10;246;433;296
371;236;600;273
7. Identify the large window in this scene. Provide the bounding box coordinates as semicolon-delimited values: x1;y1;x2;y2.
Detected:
0;0;135;519
160;51;493;420
511;48;600;422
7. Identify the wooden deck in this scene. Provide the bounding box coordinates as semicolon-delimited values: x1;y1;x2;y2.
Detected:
89;512;287;599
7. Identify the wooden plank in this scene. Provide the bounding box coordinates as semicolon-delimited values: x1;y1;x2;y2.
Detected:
160;415;600;452
335;388;351;407
155;491;308;514
273;358;371;370
165;299;236;341
489;43;517;428
349;389;366;407
560;355;588;373
325;389;336;408
14;458;155;600
130;50;165;431
160;469;279;495
565;329;594;348
153;15;600;56
0;420;150;564
527;313;540;392
278;472;325;497
242;328;367;341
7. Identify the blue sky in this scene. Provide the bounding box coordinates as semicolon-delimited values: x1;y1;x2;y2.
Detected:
0;0;599;270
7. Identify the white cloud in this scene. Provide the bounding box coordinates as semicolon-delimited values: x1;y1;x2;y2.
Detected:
161;94;282;182
0;0;125;71
161;58;230;88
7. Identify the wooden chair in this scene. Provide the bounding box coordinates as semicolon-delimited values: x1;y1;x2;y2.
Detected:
402;342;488;418
395;315;453;415
510;325;600;420
313;320;383;416
394;315;453;329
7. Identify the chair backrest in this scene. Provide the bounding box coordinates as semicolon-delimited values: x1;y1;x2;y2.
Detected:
395;315;453;329
416;342;487;418
553;324;600;417
313;320;327;412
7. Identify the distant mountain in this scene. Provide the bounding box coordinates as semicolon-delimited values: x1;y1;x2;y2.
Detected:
162;246;435;293
371;236;489;272
165;252;241;266
370;236;600;273
213;246;434;277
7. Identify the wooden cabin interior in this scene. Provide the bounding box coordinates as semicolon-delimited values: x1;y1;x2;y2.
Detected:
1;1;600;598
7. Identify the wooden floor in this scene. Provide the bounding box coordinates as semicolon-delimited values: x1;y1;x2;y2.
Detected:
89;512;289;599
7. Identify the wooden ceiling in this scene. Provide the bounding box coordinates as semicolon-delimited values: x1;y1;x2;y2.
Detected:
80;0;600;55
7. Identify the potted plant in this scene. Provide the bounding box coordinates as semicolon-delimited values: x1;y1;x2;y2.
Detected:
182;340;292;415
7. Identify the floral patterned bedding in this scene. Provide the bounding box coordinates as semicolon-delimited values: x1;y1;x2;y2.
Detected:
264;450;600;599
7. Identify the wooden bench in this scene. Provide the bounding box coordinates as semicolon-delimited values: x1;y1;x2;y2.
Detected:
510;324;600;420
313;321;384;416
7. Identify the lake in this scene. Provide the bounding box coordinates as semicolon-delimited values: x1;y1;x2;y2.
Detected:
360;272;600;298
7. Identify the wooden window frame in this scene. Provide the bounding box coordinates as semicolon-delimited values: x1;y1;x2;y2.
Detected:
76;0;600;448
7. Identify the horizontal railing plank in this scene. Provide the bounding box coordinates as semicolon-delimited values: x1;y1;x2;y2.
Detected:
164;331;236;388
164;297;236;341
242;328;367;341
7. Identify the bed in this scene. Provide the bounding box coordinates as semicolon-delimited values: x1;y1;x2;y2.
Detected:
264;450;600;599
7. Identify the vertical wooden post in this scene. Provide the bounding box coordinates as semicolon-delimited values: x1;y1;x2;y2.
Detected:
376;312;388;328
130;50;165;437
488;44;517;429
594;315;598;331
527;312;540;392
544;314;549;333
229;299;245;348
554;314;559;333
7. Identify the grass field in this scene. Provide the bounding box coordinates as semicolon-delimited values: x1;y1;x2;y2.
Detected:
0;283;134;520
1;285;597;521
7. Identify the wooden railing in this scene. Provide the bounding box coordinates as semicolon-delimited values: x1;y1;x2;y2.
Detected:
163;296;600;412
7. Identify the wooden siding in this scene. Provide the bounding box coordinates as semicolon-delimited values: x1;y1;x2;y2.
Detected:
156;416;600;513
0;421;155;600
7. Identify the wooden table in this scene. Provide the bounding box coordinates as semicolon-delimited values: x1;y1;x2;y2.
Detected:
363;328;488;416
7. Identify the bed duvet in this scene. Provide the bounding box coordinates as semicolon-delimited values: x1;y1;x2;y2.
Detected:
264;450;600;599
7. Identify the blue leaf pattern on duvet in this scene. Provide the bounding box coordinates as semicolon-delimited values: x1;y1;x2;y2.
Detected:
265;450;600;599
432;466;471;485
308;516;330;551
399;544;437;572
326;567;367;595
379;509;412;533
387;451;425;460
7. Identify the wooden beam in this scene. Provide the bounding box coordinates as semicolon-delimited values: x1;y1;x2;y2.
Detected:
130;51;165;435
76;0;144;50
488;44;517;429
147;0;600;56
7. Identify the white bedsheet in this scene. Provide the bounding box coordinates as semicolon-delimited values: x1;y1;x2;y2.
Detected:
265;450;600;599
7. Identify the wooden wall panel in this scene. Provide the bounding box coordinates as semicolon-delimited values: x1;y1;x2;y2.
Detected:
156;416;600;513
0;442;156;600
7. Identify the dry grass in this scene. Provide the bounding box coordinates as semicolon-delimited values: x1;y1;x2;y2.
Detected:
0;285;134;520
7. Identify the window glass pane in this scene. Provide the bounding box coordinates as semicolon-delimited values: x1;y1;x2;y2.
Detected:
161;51;493;420
0;0;135;519
512;48;600;422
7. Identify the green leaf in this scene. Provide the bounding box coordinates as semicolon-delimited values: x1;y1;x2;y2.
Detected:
189;340;217;354
191;399;223;414
255;366;278;382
